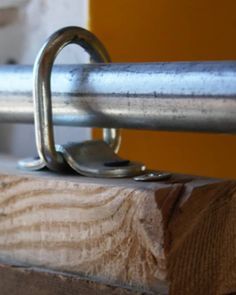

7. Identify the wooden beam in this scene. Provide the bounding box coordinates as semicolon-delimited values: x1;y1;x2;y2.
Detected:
0;155;235;294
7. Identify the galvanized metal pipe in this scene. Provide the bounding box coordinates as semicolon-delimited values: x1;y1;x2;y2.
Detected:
0;61;236;133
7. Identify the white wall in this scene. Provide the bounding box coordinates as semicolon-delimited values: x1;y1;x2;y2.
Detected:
0;0;90;157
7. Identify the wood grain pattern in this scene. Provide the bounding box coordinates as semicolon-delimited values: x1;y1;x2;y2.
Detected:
168;179;236;294
0;165;179;293
0;156;235;294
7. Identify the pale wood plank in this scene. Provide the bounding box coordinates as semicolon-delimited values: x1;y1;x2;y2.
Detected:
0;155;235;294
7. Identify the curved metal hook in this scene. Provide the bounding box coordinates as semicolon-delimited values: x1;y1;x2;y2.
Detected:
33;26;121;171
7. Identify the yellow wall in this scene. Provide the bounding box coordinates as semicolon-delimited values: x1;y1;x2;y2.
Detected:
89;0;236;179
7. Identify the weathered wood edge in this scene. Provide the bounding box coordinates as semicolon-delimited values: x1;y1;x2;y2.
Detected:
0;263;169;295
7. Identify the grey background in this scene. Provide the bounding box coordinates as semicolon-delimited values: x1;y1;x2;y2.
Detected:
0;0;90;157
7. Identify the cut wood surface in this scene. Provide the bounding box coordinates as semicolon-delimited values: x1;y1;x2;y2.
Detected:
0;155;235;294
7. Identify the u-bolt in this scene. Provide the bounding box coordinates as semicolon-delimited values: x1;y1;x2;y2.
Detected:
33;26;121;172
